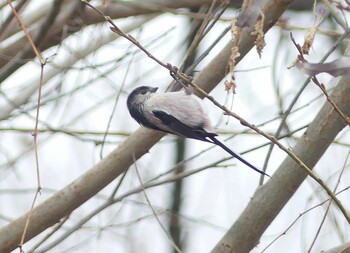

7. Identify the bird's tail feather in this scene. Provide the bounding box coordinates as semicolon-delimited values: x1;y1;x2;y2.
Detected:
210;137;270;177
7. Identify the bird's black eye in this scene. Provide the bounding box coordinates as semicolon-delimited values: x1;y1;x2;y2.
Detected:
141;90;147;95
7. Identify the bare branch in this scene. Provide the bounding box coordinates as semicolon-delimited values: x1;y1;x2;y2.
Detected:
211;75;350;252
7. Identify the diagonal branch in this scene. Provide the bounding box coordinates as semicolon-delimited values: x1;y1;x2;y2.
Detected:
210;75;350;252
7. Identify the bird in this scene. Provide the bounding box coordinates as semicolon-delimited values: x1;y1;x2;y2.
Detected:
127;86;269;177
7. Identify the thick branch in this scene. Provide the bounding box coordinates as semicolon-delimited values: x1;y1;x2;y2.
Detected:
0;15;154;121
0;0;312;72
0;129;164;252
211;76;350;253
321;242;350;253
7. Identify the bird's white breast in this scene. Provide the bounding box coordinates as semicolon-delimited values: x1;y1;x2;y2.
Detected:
145;91;214;132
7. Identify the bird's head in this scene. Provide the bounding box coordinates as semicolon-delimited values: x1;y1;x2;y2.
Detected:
127;86;158;109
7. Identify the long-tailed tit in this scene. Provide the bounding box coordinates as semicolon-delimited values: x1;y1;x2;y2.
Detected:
127;86;269;177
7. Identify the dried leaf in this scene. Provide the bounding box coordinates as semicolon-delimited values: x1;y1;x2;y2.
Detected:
225;78;237;93
302;26;317;55
251;12;266;57
228;18;241;74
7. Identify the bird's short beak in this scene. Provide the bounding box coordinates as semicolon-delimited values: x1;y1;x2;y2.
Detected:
150;87;158;93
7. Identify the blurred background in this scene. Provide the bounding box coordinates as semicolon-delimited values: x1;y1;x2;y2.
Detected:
0;0;349;252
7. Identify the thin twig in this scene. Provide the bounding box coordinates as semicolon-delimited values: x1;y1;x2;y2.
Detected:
7;0;42;64
0;0;28;40
307;149;350;252
290;32;350;126
180;0;226;71
312;76;350;125
133;154;183;253
0;0;62;84
7;0;47;250
261;185;350;253
27;215;70;253
100;38;137;159
19;63;45;252
18;191;40;253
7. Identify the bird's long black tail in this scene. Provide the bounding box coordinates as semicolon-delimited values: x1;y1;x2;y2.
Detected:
210;136;270;177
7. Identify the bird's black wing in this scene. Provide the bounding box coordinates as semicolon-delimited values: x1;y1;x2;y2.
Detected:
153;110;217;142
154;110;269;177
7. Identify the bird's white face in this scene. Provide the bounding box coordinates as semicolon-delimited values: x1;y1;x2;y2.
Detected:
134;89;154;104
127;86;158;107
